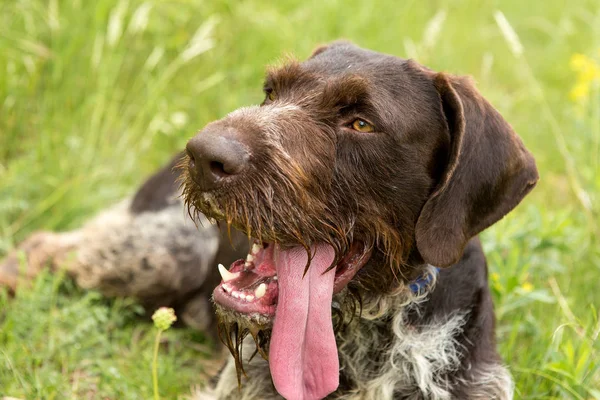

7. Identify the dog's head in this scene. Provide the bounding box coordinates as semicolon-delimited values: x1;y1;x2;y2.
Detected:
181;42;538;399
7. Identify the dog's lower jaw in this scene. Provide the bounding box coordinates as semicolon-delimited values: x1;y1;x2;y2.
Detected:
213;241;373;400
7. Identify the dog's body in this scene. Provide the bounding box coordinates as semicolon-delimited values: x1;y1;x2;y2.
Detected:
0;43;537;399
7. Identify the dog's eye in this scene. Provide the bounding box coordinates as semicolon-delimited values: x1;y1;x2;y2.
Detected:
265;88;276;102
351;119;374;133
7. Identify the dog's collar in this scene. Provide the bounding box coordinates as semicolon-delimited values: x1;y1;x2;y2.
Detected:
409;266;440;295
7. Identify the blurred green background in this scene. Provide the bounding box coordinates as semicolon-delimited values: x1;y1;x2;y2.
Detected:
0;0;599;398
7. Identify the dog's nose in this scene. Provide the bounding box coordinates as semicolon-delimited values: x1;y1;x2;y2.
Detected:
186;126;249;189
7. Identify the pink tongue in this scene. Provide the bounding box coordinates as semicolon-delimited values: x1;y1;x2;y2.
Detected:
269;243;339;400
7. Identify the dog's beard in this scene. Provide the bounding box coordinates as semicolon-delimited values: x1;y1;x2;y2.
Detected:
215;305;272;386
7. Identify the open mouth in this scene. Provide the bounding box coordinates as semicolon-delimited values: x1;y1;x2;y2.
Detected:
213;240;371;320
212;238;372;400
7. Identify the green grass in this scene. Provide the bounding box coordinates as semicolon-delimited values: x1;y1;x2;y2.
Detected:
0;271;214;399
0;0;599;398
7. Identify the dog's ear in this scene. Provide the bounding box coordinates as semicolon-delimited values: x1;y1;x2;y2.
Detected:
415;73;538;267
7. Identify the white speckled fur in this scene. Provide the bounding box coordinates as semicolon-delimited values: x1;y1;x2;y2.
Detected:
69;196;219;303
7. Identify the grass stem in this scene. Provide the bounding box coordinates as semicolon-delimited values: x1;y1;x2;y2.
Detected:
153;330;162;400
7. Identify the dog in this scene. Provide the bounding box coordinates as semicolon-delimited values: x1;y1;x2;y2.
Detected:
0;42;538;399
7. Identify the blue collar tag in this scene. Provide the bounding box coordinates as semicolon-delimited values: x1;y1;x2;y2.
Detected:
409;267;440;295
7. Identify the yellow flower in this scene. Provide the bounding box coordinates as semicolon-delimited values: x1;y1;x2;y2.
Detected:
521;282;534;293
570;53;588;70
570;53;600;77
569;52;600;103
570;81;590;101
490;272;503;292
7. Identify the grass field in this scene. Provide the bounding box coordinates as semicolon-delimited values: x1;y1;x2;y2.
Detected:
1;0;599;398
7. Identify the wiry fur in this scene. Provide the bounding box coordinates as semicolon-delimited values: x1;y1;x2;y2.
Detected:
457;364;514;400
69;197;218;311
182;42;535;399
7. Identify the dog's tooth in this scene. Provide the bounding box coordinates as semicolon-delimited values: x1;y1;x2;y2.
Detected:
255;283;267;299
232;291;240;299
251;243;262;254
218;263;240;282
246;254;254;263
222;283;232;292
245;294;254;301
